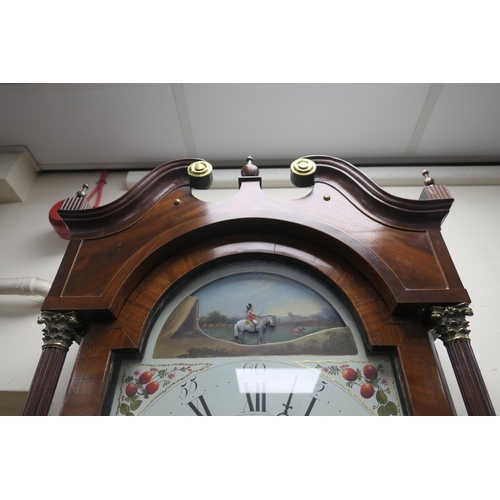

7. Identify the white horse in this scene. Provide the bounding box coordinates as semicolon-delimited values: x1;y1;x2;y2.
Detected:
233;316;276;345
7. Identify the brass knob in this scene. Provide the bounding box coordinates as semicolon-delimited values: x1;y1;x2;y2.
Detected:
188;160;213;189
290;158;316;187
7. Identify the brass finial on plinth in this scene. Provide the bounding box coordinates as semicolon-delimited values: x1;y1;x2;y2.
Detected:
76;184;89;197
419;169;452;200
422;170;435;186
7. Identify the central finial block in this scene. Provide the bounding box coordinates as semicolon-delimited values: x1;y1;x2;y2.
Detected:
241;156;259;176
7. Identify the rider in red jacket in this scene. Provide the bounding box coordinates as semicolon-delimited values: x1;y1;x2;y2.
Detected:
247;303;258;325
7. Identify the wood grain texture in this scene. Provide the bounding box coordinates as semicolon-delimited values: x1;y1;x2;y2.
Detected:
59;239;455;415
22;347;68;416
43;169;469;317
444;340;496;415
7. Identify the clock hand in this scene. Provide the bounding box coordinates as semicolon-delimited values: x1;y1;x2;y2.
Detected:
277;376;297;416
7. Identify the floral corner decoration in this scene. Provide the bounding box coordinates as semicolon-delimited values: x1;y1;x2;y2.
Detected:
117;364;201;416
317;362;401;416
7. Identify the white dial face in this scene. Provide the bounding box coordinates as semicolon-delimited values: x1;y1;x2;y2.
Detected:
106;261;405;416
111;356;402;416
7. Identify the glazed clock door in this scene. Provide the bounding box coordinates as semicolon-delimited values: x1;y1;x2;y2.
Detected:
104;260;406;416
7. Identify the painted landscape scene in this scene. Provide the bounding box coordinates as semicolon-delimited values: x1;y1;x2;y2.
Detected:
153;271;358;358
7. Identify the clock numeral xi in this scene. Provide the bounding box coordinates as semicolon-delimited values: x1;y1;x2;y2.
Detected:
180;377;212;416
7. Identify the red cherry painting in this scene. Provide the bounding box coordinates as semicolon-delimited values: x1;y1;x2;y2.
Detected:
139;371;153;384
342;368;357;381
146;381;159;395
125;382;138;398
363;365;378;380
360;383;375;399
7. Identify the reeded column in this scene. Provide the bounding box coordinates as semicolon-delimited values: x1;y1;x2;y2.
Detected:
428;303;496;415
22;311;82;416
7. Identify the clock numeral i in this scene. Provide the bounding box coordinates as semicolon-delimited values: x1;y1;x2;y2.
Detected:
304;381;327;416
278;380;327;416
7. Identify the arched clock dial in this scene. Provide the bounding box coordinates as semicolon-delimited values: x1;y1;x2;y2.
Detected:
105;261;405;416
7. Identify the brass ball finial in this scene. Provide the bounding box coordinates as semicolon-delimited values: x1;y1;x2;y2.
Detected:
422;169;435;186
241;156;259;176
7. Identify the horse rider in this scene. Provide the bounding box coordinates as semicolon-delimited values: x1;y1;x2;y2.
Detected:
246;303;259;326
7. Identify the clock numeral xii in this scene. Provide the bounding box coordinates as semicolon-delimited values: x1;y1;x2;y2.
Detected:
242;362;267;414
244;382;267;413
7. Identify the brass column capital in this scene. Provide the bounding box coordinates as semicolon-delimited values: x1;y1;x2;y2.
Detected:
37;311;82;351
428;303;473;345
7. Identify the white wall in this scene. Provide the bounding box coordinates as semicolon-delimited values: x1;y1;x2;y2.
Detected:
0;171;128;415
0;170;498;416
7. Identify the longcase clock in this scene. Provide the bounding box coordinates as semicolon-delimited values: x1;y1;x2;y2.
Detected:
22;156;495;416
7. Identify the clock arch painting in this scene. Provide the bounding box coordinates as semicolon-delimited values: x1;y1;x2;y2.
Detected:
107;261;405;416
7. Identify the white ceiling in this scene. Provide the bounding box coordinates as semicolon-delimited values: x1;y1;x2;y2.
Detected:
1;83;500;171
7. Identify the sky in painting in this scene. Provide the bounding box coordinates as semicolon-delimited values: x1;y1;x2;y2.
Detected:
194;272;339;319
